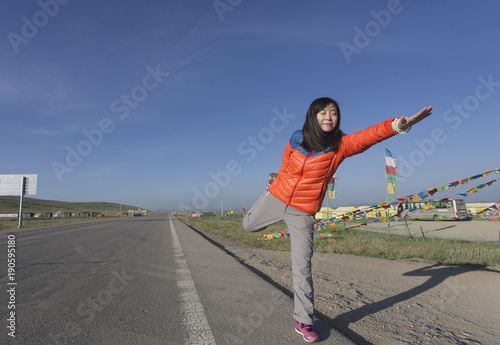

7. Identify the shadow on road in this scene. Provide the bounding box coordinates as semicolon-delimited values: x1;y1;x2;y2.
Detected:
428;225;457;232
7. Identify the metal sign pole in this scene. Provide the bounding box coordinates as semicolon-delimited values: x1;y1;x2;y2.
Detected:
1;175;37;227
18;177;26;228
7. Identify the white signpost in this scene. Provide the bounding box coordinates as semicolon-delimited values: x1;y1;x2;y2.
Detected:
0;174;38;228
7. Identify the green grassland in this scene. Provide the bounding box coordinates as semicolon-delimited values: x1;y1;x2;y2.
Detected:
176;214;500;267
0;196;150;231
0;216;119;231
0;196;141;215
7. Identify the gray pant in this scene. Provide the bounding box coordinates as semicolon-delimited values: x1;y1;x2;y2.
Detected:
243;191;315;325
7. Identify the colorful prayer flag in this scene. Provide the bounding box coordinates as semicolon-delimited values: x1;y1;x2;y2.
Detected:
427;187;438;196
417;191;429;199
439;184;450;191
385;165;397;176
385;148;398;195
328;175;337;199
410;195;419;201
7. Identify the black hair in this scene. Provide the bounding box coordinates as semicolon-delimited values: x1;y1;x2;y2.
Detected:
301;97;342;152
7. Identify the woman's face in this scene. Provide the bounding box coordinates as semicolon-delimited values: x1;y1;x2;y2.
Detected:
316;103;338;132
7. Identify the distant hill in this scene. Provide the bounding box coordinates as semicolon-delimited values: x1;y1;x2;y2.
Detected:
0;196;144;216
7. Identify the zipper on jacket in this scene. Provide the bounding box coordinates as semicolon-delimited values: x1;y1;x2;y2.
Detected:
288;150;314;205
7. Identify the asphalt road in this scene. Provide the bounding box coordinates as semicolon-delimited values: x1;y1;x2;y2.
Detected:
0;215;354;345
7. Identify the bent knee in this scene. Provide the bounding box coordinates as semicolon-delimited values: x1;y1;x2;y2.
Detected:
242;216;264;232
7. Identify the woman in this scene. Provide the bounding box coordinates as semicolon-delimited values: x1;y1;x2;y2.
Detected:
243;97;432;342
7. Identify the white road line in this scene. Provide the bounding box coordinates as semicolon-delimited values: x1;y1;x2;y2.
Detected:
169;216;217;345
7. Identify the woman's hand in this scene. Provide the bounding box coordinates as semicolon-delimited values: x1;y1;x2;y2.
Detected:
398;106;433;130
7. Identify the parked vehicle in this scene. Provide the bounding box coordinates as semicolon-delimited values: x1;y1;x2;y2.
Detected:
397;199;468;220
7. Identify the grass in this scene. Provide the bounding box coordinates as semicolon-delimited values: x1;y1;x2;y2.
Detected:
0;196;158;232
176;214;500;267
0;216;122;231
0;196;142;215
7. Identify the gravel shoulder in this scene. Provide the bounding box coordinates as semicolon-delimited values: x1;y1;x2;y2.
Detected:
365;220;500;242
195;220;500;345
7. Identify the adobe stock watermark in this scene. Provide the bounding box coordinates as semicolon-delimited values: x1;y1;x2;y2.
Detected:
179;107;295;211
440;276;466;304
397;74;500;181
46;267;135;345
7;0;72;55
221;288;288;344
339;0;412;64
221;268;292;344
213;0;243;21
51;64;169;182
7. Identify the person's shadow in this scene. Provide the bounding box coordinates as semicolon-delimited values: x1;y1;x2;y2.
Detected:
317;264;491;344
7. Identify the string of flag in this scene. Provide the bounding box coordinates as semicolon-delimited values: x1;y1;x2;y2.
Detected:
258;167;500;240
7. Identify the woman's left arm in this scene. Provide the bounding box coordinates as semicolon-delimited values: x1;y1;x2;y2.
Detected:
339;105;433;158
395;106;433;133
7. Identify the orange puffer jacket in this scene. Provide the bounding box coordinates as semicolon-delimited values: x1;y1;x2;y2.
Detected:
269;118;397;214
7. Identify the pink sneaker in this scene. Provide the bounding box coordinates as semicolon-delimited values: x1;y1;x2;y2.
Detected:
295;321;320;342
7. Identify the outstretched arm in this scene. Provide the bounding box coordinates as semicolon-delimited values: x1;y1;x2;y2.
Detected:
397;106;433;131
338;105;433;158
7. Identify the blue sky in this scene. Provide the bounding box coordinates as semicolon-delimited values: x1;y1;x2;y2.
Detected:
1;0;499;211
